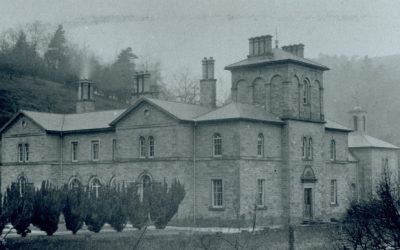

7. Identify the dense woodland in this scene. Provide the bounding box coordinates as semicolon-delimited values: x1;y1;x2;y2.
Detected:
1;23;400;146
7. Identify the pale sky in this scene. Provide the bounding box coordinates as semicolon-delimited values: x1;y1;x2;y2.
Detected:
1;0;400;98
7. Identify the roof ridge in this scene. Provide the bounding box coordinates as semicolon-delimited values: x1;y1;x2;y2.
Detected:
147;97;204;107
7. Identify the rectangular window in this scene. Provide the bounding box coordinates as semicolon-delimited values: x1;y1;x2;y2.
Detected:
257;179;265;207
18;144;23;162
139;137;146;158
24;144;29;162
212;179;223;208
330;179;337;205
213;134;222;156
302;137;307;159
148;137;154;158
330;140;336;161
307;138;313;159
71;142;78;162
91;140;99;161
112;139;117;160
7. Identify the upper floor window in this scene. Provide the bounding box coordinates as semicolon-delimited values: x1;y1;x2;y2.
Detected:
213;133;222;156
91;140;99;161
139;137;146;158
302;80;310;105
71;141;78;162
112;139;117;161
330;140;336;161
353;116;358;131
18;143;29;162
256;179;265;207
257;134;264;157
148;136;155;158
302;137;313;160
211;179;223;208
330;179;337;205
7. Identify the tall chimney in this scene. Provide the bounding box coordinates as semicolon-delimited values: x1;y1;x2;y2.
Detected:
297;44;304;58
76;79;95;113
200;57;216;109
265;35;272;53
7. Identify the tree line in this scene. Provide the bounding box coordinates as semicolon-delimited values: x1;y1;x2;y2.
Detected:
0;178;185;239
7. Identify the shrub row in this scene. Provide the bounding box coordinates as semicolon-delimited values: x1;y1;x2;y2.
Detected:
0;179;185;237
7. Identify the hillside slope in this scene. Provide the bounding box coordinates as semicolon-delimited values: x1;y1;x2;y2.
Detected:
0;77;128;127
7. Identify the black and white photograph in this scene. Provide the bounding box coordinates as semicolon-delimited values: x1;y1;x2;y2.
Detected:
0;0;399;249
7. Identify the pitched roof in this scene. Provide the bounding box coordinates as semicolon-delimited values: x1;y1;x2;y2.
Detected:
110;97;212;125
325;119;352;132
225;48;329;71
194;102;283;124
145;98;211;120
13;109;126;133
349;133;399;149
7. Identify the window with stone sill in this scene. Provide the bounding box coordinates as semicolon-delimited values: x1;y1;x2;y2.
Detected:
91;140;100;161
211;179;223;208
330;179;337;205
213;133;222;157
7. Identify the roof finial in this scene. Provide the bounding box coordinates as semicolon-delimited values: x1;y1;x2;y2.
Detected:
275;28;279;48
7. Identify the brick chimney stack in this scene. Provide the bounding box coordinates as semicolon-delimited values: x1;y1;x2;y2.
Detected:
282;44;305;58
76;79;95;113
248;35;273;57
200;57;216;109
131;71;159;103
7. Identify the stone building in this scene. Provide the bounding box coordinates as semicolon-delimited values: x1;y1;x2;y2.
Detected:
0;34;398;226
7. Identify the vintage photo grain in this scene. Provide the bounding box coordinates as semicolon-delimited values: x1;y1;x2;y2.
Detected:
0;0;399;249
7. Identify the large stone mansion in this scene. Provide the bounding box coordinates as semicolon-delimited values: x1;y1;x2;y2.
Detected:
0;35;398;226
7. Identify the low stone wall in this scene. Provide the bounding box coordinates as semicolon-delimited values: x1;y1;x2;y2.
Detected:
6;223;343;250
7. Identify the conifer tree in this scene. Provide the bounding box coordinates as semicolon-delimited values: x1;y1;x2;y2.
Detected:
4;183;34;237
62;184;86;234
85;187;108;233
107;185;128;232
32;181;63;236
149;179;185;229
127;184;148;230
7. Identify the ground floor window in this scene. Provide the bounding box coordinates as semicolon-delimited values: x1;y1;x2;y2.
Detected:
256;179;265;207
212;179;223;208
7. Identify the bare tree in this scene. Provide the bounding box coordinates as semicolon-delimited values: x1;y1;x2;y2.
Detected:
171;68;199;104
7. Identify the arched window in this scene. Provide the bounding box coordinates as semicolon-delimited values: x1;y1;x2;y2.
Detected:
139;175;152;202
89;178;102;198
330;140;336;161
148;136;154;158
17;176;26;198
139;137;146;158
257;134;264;157
213;133;222;156
109;177;118;190
353;116;358;131
307;137;313;159
69;177;81;191
303;80;310;104
362;116;366;132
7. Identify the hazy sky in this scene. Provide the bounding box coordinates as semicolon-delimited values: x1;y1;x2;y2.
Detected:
1;0;400;97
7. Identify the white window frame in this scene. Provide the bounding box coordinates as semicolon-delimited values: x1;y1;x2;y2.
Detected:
256;179;265;207
148;136;154;158
257;134;264;157
302;137;307;159
69;177;81;191
307;137;313;160
89;178;102;198
211;179;223;208
91;140;100;161
213;133;222;157
330;179;337;205
71;141;78;162
139;137;146;158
